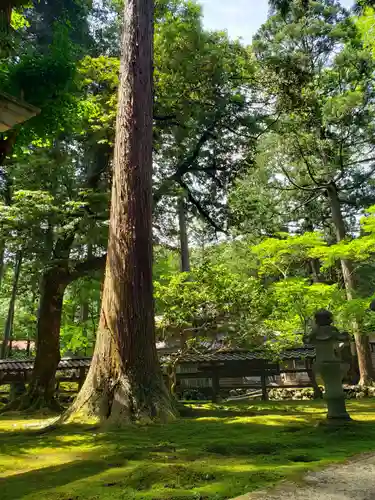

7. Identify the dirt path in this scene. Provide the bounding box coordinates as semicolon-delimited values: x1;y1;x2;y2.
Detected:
234;454;375;500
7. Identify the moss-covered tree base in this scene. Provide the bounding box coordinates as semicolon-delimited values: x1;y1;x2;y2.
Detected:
61;368;178;427
0;386;62;414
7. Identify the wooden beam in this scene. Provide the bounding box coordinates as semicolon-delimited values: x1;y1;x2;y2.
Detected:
261;371;268;401
212;369;220;403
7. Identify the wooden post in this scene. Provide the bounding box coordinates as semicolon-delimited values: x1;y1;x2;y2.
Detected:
78;367;86;390
212;368;220;403
261;367;268;401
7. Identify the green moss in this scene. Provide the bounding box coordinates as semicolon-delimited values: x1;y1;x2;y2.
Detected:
1;400;375;499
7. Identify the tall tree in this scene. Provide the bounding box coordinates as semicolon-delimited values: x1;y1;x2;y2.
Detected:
0;4;108;406
252;0;375;383
178;195;190;272
0;251;22;358
65;0;176;424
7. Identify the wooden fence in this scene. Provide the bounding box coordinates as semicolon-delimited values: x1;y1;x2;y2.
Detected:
0;349;321;402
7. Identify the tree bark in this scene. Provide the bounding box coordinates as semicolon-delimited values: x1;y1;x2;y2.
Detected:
0;267;68;412
1;251;22;359
327;182;374;385
0;1;12;58
0;1;11;29
178;196;190;348
0;241;5;290
310;260;320;283
64;0;176;425
80;245;93;355
26;269;66;409
178;196;190;273
0;253;108;413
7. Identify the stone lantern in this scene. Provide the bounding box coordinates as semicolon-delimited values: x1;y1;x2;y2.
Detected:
304;309;351;421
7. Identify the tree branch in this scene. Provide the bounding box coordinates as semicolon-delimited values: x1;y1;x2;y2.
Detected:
280;165;320;192
66;254;106;284
178;179;226;234
344;163;375;191
293;134;323;187
153;120;220;206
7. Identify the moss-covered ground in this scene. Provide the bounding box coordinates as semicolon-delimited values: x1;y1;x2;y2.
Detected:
1;400;375;500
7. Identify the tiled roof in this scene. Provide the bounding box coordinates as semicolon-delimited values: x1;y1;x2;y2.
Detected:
0;346;316;374
0;357;91;373
282;346;315;360
0;359;35;372
162;346;316;364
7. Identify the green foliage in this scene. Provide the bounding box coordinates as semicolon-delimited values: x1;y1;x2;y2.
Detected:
60;323;94;355
265;278;344;343
77;55;119;141
153;246;180;282
251;233;326;278
310;205;375;266
356;7;375;56
238;0;375;242
154;264;267;345
10;9;30;31
3;0;375;372
60;277;102;355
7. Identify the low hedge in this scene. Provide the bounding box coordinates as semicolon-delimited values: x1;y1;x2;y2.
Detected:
268;385;375;400
268;387;319;400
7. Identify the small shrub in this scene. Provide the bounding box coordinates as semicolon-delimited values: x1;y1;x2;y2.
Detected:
269;385;375;401
268;387;319;400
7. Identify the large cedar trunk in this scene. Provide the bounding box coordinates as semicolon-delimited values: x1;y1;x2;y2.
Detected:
327;183;374;385
64;0;176;425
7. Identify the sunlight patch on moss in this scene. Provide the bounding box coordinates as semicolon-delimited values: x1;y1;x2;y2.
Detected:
2;400;375;499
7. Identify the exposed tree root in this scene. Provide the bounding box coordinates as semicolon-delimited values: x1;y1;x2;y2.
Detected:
60;369;178;427
0;388;62;415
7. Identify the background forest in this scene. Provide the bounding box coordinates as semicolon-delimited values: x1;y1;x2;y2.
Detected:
2;0;375;387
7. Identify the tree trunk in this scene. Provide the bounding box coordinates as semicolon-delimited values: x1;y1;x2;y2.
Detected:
0;241;5;290
3;268;68;412
0;1;11;28
327;182;374;385
178;196;190;273
303;221;321;283
178;196;190;348
81;245;92;355
309;258;321;283
1;251;22;359
64;0;176;426
0;1;12;57
27;270;66;408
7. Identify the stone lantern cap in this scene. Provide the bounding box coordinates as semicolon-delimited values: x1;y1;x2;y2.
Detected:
305;309;350;343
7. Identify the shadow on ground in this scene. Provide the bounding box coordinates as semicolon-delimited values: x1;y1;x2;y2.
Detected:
1;400;375;500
